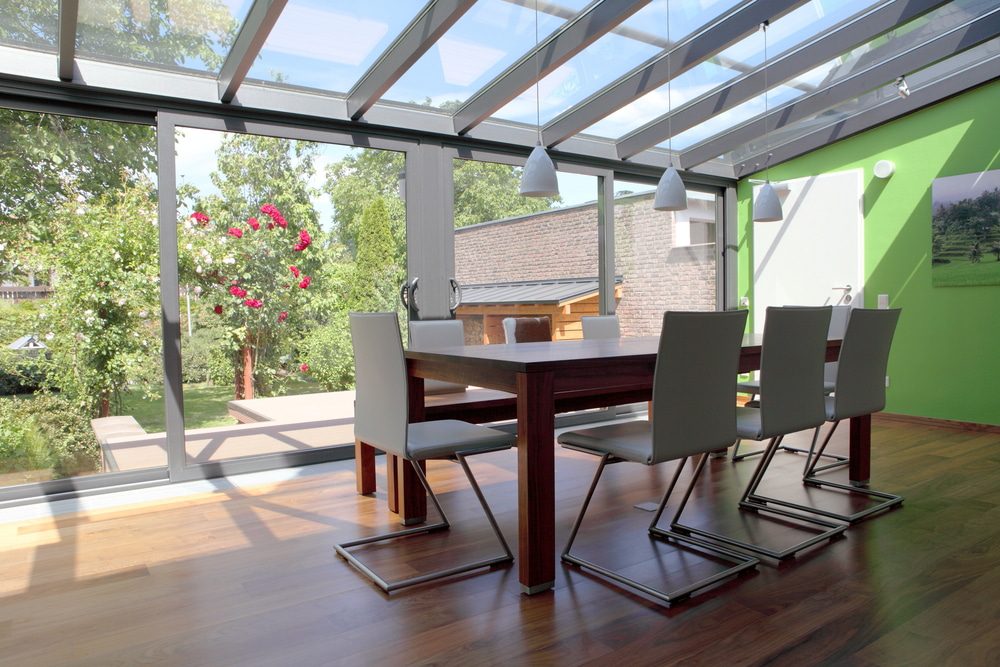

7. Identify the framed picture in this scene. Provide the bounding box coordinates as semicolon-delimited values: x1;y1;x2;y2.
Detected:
931;168;1000;287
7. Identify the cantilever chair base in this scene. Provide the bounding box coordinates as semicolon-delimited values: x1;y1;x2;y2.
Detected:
336;455;513;593
562;453;758;605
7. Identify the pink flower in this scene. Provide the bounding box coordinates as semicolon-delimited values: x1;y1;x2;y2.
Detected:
293;229;312;252
191;212;210;225
260;203;287;228
227;227;243;239
289;265;300;278
277;311;288;323
299;363;309;373
247;216;260;231
298;275;311;289
243;298;264;309
229;285;247;298
213;305;223;315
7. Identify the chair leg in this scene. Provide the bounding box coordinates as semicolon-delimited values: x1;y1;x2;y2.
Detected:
562;453;758;605
675;437;847;560
336;457;513;593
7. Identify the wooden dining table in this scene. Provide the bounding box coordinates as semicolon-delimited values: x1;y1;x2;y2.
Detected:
380;334;857;595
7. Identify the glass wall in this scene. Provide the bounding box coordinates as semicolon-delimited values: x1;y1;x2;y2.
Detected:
0;107;163;487
452;159;599;344
613;180;719;336
172;125;406;468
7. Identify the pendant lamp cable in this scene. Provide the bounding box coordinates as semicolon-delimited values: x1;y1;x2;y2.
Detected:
762;20;771;180
667;4;673;166
535;0;541;146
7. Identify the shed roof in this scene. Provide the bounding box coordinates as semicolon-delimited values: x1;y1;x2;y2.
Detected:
460;277;621;306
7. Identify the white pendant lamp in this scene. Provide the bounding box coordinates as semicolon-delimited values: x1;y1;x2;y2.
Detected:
520;0;559;198
653;0;687;211
752;20;783;223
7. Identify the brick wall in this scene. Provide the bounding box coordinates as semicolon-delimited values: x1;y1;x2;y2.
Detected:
455;193;717;337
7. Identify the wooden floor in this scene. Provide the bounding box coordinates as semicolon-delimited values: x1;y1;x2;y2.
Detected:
2;417;1000;666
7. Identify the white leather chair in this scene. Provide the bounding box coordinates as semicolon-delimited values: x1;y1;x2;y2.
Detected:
409;319;468;395
676;306;847;560
557;310;758;605
502;316;551;343
336;313;514;592
581;315;620;340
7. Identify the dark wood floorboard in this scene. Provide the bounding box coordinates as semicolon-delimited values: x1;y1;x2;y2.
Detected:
1;417;999;666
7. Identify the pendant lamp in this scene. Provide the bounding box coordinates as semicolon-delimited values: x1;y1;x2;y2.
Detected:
654;0;686;211
752;21;783;223
520;0;559;197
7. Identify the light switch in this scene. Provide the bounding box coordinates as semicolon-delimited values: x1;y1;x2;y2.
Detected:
877;294;889;309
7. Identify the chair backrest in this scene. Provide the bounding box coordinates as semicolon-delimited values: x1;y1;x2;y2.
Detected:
581;315;620;340
650;310;747;464
349;312;408;458
824;305;852;385
408;319;468;394
830;308;901;420
758;306;831;438
502;316;551;343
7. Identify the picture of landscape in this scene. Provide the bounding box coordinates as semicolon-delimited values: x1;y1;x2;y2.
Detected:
931;168;1000;287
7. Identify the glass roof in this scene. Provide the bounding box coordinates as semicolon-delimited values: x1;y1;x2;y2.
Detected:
76;0;255;73
0;0;992;173
246;0;426;93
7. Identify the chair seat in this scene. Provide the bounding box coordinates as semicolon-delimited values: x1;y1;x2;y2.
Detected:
407;420;514;460
736;406;764;440
737;379;836;394
557;420;653;465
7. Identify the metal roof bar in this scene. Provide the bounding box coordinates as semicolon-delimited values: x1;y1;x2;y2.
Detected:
616;0;951;159
453;0;651;134
217;0;288;104
348;0;477;120
57;0;79;82
541;0;811;147
680;7;1000;169
736;47;1000;171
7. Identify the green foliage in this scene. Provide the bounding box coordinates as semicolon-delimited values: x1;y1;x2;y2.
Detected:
300;319;355;391
181;324;226;384
324;149;406;252
0;350;46;396
0;394;101;478
348;198;403;313
452;159;559;228
37;180;162;417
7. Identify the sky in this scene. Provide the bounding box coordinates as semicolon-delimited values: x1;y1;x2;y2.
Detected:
932;168;1000;208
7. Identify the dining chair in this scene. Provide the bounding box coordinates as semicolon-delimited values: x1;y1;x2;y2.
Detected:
409;319;468;395
581;315;620;340
675;306;847;560
557;310;758;605
502;316;551;343
733;304;850;464
336;312;515;592
750;308;903;524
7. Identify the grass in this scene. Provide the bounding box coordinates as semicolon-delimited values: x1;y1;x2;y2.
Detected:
931;256;1000;287
120;377;326;432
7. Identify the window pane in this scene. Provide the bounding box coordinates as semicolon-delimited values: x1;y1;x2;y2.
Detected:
0;107;161;486
175;127;406;466
0;0;58;50
453;161;598;344
613;180;718;337
76;0;255;73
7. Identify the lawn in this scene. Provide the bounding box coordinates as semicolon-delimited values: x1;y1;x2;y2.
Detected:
931;256;1000;287
120;378;326;432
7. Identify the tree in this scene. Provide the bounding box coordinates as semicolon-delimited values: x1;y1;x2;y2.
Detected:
324;149;405;253
38;179;161;418
348;198;404;313
992;241;1000;262
452;159;559;228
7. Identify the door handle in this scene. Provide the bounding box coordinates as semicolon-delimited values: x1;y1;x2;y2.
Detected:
449;278;463;317
399;277;419;315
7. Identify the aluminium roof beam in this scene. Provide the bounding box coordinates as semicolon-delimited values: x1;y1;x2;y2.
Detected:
680;7;1000;169
348;0;477;120
541;0;812;148
615;0;952;160
735;47;1000;171
453;0;651;135
217;0;288;104
57;0;79;82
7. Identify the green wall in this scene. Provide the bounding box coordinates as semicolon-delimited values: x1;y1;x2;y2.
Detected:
737;80;1000;426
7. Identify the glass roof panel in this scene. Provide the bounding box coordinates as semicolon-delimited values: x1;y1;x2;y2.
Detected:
76;0;254;74
0;0;58;50
383;0;591;110
582;0;881;139
246;0;426;93
672;0;996;157
725;36;1000;164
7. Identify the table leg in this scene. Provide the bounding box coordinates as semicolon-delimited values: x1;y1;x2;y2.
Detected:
849;414;871;488
517;370;556;595
355;439;375;496
393;370;428;524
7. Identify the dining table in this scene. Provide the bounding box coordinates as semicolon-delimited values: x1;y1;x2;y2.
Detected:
384;334;856;595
